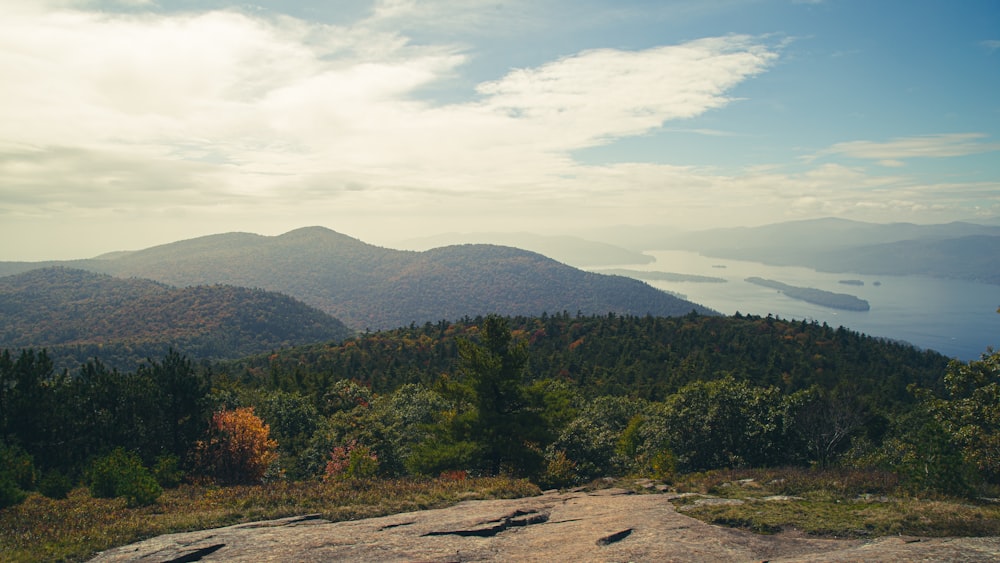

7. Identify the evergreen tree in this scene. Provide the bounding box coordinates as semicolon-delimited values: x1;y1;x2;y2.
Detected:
142;349;209;461
460;315;543;476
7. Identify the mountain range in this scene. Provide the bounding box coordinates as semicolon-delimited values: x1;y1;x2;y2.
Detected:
586;218;1000;285
0;227;712;332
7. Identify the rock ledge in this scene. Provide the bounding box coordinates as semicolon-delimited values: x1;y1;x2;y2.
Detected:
90;488;1000;562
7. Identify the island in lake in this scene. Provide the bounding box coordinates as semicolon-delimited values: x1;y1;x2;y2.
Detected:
598;269;727;283
745;277;871;311
839;279;864;286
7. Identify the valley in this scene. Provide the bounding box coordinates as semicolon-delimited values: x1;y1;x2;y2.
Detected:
1;221;998;563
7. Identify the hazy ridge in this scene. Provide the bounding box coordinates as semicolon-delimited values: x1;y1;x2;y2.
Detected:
398;232;654;267
600;218;1000;285
0;227;713;332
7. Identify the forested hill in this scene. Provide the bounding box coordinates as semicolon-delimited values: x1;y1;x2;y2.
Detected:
398;231;654;267
223;312;949;407
0;267;352;370
0;227;714;330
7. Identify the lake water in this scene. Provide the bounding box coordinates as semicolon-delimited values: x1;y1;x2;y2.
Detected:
603;250;1000;361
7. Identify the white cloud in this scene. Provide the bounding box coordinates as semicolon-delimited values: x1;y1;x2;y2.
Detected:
107;0;156;6
476;36;776;148
2;3;995;260
664;127;747;137
818;133;1000;161
0;6;778;210
363;0;553;36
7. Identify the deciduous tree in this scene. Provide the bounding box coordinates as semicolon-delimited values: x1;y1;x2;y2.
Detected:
924;348;1000;482
659;376;786;471
195;407;279;484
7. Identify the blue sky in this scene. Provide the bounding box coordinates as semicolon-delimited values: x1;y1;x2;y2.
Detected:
1;0;998;259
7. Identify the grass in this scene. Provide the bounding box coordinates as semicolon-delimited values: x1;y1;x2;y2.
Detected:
6;468;1000;561
667;467;1000;538
0;476;540;563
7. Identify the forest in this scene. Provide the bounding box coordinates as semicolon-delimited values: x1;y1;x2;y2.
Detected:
744;277;870;311
0;267;353;371
2;311;996;512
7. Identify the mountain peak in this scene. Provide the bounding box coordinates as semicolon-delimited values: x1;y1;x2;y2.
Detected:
276;226;364;244
279;225;339;237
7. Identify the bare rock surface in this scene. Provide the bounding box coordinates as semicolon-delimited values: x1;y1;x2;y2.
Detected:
90;488;1000;562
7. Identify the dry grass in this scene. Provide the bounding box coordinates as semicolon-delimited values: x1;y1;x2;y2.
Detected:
6;469;999;561
668;467;1000;538
673;467;901;498
0;477;540;563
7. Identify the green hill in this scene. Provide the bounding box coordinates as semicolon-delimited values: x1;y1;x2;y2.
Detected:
0;267;352;370
223;312;948;405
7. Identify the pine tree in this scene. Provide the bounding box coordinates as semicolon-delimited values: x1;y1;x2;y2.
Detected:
460;315;543;476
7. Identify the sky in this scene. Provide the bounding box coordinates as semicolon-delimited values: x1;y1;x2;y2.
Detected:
1;0;999;260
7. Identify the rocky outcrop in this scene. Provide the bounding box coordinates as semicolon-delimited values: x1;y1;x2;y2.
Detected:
90;488;1000;562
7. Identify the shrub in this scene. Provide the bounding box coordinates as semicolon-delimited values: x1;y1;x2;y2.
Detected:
194;407;279;485
551;417;620;482
88;448;162;507
0;443;34;509
38;470;73;500
325;440;379;480
152;455;184;488
0;443;36;491
251;390;320;480
618;411;676;480
439;470;468;481
846;408;980;497
649;449;677;482
0;475;26;509
406;439;478;477
898;418;977;496
539;448;578;489
660;377;786;472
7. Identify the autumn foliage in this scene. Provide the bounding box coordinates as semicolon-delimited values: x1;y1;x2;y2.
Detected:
324;440;379;481
195;407;279;485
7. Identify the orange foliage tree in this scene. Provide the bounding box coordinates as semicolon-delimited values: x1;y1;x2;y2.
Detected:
195;407;279;484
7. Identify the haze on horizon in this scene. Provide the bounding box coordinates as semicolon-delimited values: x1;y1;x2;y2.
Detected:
2;0;999;261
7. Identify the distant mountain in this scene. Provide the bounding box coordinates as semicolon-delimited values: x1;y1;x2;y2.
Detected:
0;267;352;370
638;218;1000;285
812;235;1000;284
661;218;1000;253
398;232;654;267
578;224;683;251
0;227;713;331
0;258;101;278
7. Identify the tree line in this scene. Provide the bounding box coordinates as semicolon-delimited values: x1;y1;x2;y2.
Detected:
1;313;996;509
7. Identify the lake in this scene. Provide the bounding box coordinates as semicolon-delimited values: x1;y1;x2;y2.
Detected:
602;250;1000;361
